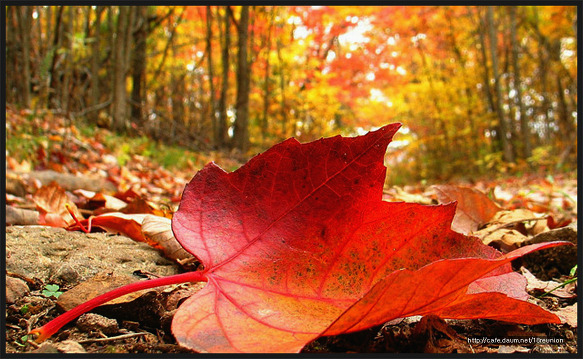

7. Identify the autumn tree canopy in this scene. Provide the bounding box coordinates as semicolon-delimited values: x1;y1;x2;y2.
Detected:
4;5;578;182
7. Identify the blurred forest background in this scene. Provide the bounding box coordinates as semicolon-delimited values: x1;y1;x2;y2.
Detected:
5;5;578;184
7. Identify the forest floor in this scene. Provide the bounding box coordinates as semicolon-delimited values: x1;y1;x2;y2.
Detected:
4;106;579;354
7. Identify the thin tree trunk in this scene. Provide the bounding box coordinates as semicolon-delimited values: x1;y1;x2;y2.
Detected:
276;37;288;138
15;7;32;107
151;8;182;85
555;77;575;150
261;7;274;142
112;6;130;132
131;6;148;130
172;73;186;137
45;6;52;58
475;7;501;152
487;6;514;163
6;7;17;103
509;6;530;159
217;6;230;148
449;9;479;158
206;6;217;144
233;6;251;152
89;6;104;124
416;41;450;175
61;6;74;113
48;6;64;109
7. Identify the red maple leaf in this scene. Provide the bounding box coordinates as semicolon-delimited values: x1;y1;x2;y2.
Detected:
30;124;568;353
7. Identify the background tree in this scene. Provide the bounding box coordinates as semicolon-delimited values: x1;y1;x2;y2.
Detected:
233;6;251;152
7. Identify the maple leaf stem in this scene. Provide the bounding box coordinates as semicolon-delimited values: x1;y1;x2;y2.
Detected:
65;203;90;233
29;270;208;342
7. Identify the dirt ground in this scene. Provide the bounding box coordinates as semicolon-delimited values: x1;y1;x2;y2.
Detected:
4;224;578;354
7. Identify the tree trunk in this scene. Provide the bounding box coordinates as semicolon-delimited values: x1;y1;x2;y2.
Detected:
5;7;16;103
111;6;131;133
217;6;231;148
233;6;251;152
60;6;74;113
15;6;33;107
261;7;275;142
206;6;217;145
130;6;148;131
475;7;501;152
509;6;530;159
48;6;64;109
555;76;575;155
89;6;104;124
487;6;514;163
276;37;288;138
172;73;186;138
449;9;479;159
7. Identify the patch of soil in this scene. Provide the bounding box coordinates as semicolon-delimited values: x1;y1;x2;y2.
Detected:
5;225;199;354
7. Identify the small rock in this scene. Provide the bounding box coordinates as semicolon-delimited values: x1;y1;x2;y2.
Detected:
76;313;119;335
48;263;80;285
6;277;29;304
57;271;158;312
32;342;59;353
55;340;87;353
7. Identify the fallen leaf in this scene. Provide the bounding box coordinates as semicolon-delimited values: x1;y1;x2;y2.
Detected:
468;272;529;300
67;213;191;263
67;212;149;243
383;186;433;204
322;245;561;338
31;124;570;353
411;314;472;353
141;215;195;263
119;197;159;215
74;189;128;211
170;124;564;352
33;182;83;227
473;209;547;251
520;267;576;299
554;303;577;327
433;185;501;234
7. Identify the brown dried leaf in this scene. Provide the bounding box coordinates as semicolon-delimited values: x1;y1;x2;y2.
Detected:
141;215;195;263
33;181;83;227
520;267;576;299
433;185;501;234
473;210;548;251
555;303;577;327
74;189;128;211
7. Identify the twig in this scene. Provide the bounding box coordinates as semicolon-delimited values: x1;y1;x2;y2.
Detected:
6;271;42;288
25;339;40;349
132;270;162;279
27;305;56;333
77;332;149;344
